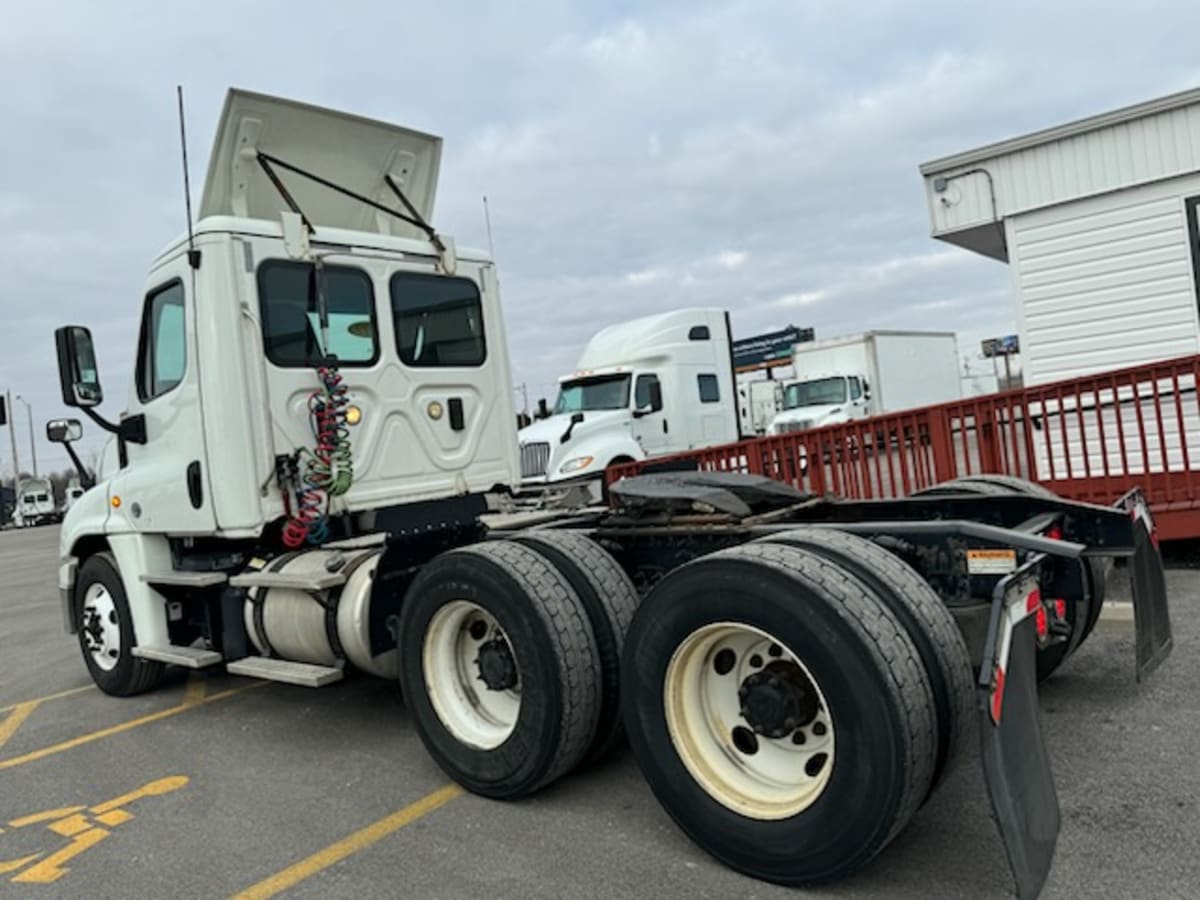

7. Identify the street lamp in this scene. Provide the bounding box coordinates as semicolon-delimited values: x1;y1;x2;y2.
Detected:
15;395;37;479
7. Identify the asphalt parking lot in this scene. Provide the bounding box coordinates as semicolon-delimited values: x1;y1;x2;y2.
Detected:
1;526;1198;899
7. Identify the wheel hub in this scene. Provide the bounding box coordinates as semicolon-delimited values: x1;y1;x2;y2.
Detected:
738;662;819;738
475;637;518;691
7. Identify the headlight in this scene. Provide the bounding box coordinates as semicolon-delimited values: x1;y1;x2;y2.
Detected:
559;455;595;474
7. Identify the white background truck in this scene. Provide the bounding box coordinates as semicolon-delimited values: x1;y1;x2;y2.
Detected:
516;308;740;487
14;476;56;527
769;330;962;434
43;87;1170;899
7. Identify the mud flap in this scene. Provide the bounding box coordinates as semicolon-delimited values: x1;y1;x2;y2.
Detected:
978;567;1059;900
1115;490;1172;680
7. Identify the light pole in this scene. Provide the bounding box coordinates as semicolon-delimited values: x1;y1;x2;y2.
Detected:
16;395;37;479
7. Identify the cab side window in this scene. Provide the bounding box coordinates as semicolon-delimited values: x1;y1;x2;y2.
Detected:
635;374;661;410
849;377;863;401
136;281;187;402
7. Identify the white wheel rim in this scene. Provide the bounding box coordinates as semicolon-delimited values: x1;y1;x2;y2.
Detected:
422;601;520;750
81;583;122;672
664;622;835;820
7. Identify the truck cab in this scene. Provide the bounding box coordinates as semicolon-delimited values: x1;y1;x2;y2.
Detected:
517;309;739;485
15;479;56;527
769;373;870;434
52;88;519;685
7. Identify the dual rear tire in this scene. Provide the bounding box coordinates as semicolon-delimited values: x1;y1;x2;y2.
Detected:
621;540;954;885
397;533;639;799
402;529;971;886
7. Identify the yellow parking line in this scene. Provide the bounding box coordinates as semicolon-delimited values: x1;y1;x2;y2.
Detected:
182;673;207;706
0;702;40;751
0;685;94;714
229;783;464;900
0;682;265;772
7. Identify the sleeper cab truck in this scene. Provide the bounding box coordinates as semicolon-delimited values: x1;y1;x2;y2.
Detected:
516;308;740;487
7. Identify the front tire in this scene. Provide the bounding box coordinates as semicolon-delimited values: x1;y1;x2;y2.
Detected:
76;552;164;696
622;542;936;886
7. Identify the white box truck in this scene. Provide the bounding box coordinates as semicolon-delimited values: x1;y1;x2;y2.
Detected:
516;308;740;486
769;330;961;434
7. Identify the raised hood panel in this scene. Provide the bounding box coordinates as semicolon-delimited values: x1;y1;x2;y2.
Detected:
200;88;442;238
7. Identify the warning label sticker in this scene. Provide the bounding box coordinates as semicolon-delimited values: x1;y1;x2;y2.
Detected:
966;549;1018;575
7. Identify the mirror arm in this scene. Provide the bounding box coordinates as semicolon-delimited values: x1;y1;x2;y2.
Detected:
61;442;96;490
80;408;147;445
80;407;122;436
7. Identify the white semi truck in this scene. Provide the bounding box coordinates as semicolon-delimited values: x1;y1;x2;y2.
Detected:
769;330;962;434
46;87;1170;898
516;308;740;487
14;477;56;527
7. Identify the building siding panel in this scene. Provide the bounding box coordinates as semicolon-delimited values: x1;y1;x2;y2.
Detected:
1009;178;1200;385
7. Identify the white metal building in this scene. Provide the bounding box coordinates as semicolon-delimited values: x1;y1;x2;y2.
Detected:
920;88;1200;386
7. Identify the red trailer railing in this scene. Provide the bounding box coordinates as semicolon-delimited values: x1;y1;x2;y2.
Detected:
608;353;1200;540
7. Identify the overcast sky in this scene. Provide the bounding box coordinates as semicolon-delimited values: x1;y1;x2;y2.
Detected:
2;0;1198;474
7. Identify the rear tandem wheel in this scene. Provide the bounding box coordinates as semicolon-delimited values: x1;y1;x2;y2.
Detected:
621;542;938;886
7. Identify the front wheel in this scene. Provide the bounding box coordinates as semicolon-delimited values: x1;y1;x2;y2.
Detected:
76;552;164;696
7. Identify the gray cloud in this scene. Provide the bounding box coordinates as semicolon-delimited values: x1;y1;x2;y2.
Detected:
1;0;1198;469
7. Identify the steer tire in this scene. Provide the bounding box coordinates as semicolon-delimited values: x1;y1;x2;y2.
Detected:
398;541;601;799
511;530;641;762
76;552;165;697
756;528;972;798
622;542;936;886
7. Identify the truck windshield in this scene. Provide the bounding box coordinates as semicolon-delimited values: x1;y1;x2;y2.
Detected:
783;377;847;409
554;375;631;413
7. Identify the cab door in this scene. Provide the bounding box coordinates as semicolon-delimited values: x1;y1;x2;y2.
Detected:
631;372;671;455
106;258;216;534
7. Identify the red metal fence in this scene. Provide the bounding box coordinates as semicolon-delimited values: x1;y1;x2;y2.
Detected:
608;353;1200;540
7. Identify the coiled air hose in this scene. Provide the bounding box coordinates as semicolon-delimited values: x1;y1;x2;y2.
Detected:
282;365;354;548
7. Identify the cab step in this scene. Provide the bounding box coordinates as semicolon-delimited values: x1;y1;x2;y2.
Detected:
132;644;224;668
225;656;344;687
139;571;229;587
228;570;346;591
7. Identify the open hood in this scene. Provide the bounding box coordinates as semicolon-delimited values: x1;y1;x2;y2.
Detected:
200;88;442;238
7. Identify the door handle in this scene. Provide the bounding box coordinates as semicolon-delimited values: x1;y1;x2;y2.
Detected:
448;397;465;431
662;419;669;434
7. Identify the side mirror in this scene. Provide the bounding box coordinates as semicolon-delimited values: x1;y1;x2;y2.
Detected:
862;380;871;400
570;412;585;425
47;419;83;443
55;326;104;408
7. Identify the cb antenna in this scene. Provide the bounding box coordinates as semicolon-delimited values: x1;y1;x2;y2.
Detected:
482;194;496;260
177;85;200;270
